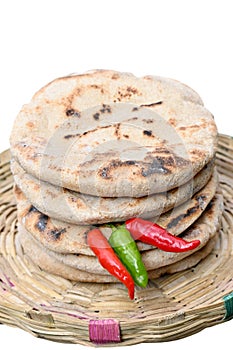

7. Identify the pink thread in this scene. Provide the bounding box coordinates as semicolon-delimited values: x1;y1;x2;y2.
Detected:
89;319;121;344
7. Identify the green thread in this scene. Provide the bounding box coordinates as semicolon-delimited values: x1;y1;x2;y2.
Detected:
223;292;233;320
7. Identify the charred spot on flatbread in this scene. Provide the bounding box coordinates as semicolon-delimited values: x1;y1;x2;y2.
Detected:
36;213;49;232
28;205;39;213
65;109;81;117
98;159;137;179
48;228;66;241
143;130;153;137
141;158;171;176
140;101;163;107
64;133;80;139
93;112;100;120
99;104;112;114
166;195;207;230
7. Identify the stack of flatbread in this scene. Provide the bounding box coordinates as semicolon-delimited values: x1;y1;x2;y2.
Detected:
9;70;224;285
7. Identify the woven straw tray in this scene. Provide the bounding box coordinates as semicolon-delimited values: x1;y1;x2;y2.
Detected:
1;133;233;346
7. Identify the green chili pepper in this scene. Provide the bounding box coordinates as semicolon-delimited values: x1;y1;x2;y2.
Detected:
109;226;148;288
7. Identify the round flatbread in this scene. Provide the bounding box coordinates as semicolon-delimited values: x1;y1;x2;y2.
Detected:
15;170;218;256
16;192;224;275
15;227;115;284
11;159;214;225
16;224;219;283
10;70;217;197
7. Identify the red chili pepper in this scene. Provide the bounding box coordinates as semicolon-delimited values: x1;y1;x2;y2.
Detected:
87;228;135;300
125;218;200;253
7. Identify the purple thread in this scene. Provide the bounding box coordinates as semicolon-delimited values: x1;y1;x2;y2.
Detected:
2;275;14;287
89;319;121;344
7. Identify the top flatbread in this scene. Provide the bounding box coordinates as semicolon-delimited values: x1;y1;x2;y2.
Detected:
10;70;217;197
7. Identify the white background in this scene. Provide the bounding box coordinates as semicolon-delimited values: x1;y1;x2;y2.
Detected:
0;1;233;349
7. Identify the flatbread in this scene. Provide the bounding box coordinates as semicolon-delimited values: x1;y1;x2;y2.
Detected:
15;170;218;256
16;193;224;275
11;158;214;225
10;70;217;197
15;224;219;283
15;227;115;284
